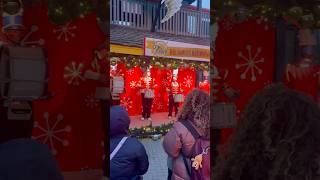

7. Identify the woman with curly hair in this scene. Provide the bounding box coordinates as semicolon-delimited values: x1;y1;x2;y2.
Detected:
163;89;210;180
213;84;320;180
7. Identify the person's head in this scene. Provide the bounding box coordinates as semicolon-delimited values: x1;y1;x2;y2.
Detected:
178;89;210;136
110;106;130;138
213;84;320;180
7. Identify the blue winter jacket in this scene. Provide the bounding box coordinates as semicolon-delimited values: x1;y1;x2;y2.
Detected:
0;138;63;180
110;106;149;180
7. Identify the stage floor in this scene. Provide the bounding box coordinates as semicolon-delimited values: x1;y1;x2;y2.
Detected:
129;112;177;128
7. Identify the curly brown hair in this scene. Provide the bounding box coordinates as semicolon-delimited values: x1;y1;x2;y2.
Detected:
213;84;320;180
178;88;210;138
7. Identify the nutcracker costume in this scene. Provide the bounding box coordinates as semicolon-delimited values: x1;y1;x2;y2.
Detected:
167;78;182;118
139;72;156;121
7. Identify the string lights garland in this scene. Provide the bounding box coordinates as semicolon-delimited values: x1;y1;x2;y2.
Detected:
110;55;210;71
46;0;106;25
213;0;320;28
129;122;173;139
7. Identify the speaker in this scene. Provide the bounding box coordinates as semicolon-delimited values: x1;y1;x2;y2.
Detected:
0;46;48;100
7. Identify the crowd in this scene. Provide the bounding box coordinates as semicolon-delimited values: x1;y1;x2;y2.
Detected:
109;89;211;180
110;83;320;180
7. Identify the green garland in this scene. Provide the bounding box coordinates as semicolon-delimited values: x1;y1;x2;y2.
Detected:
46;0;106;25
110;55;210;71
129;122;173;139
213;0;320;28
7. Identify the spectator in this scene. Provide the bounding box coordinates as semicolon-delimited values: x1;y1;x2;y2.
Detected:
213;84;320;180
163;89;210;180
110;106;149;180
0;138;63;180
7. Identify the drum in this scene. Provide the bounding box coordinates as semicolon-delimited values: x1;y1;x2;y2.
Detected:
0;46;48;100
112;76;124;94
144;89;154;99
174;94;184;103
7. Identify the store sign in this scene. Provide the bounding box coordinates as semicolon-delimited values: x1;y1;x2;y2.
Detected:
144;37;210;62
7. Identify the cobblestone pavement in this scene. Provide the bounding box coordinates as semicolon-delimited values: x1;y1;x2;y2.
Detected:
141;138;168;180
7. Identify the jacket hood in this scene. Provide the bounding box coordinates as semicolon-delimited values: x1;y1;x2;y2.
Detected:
0;138;63;180
110;106;130;138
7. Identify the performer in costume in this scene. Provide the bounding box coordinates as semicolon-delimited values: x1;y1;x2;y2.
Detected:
138;70;156;121
167;76;183;119
199;71;210;93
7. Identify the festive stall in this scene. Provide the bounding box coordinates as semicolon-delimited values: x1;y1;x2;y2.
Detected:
110;54;210;127
0;0;107;177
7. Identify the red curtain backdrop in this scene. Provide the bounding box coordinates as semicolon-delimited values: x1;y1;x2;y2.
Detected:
0;5;106;171
214;18;276;144
116;64;196;116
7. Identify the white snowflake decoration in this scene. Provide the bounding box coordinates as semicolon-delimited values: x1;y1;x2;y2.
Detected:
183;76;193;88
20;25;45;46
130;81;137;88
33;112;71;155
53;22;77;42
121;97;133;111
64;62;85;85
85;94;99;108
236;45;265;82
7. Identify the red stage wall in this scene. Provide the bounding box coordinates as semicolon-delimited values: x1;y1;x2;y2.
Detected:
214;19;276;144
114;63;197;116
0;5;106;171
214;18;319;145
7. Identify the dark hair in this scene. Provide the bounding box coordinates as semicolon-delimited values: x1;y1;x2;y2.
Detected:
213;84;320;180
178;88;210;138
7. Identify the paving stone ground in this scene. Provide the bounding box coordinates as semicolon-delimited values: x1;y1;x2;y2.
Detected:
141;138;168;180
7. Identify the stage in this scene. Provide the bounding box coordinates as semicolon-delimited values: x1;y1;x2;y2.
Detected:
129;112;177;128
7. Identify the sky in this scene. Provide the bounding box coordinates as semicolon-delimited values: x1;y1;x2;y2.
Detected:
192;0;210;9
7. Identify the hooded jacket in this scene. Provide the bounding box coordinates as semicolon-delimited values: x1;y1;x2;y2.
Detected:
0;138;63;180
110;106;149;180
163;120;205;180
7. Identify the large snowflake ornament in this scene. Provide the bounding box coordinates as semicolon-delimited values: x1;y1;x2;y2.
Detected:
183;76;193;88
130;81;137;88
236;45;265;82
33;112;71;155
53;22;77;42
85;94;99;108
64;62;85;85
121;97;133;111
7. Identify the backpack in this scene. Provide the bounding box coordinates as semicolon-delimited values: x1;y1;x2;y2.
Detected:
180;120;210;180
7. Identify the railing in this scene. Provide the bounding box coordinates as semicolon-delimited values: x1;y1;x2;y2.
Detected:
110;0;210;38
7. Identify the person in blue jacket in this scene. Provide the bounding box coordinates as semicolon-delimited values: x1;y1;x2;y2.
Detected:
0;138;63;180
110;106;149;180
